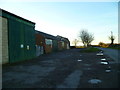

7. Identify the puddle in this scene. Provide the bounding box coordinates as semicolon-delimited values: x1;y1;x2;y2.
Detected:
78;60;82;62
105;70;111;72
117;71;120;73
88;79;102;84
83;67;92;70
108;66;111;68
84;64;91;67
101;58;106;61
100;62;108;65
96;53;103;56
100;51;103;53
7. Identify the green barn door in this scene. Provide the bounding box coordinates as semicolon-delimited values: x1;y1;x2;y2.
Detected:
24;24;35;60
28;26;35;59
9;20;25;63
19;22;25;61
24;25;29;60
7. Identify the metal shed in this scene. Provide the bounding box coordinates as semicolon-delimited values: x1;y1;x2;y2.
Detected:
56;35;65;51
52;39;58;52
35;31;45;56
0;9;36;64
36;31;57;54
63;38;70;50
56;35;70;50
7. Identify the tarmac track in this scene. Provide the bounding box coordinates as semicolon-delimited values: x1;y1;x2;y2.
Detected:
2;48;119;88
96;47;120;64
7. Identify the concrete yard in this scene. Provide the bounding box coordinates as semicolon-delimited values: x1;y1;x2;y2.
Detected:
2;48;119;88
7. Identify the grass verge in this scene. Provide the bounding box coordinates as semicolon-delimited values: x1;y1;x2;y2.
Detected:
81;47;100;53
107;47;120;50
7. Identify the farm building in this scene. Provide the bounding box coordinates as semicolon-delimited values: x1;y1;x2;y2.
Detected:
35;31;45;56
0;9;70;64
39;31;55;54
0;9;36;64
35;30;70;56
63;38;70;50
56;35;70;50
35;30;59;54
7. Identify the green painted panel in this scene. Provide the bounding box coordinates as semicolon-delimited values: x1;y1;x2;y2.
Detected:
24;24;36;60
1;10;36;63
8;19;25;63
8;18;36;63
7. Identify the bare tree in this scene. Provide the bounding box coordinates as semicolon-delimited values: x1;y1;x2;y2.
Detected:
109;31;115;45
79;29;94;47
72;39;79;47
99;42;104;47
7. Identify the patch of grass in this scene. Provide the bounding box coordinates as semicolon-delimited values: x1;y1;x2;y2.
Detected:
107;47;120;50
81;47;100;53
76;46;85;48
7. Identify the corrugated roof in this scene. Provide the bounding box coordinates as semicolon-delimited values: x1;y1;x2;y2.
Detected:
0;8;35;24
56;35;69;42
35;30;59;40
35;30;70;42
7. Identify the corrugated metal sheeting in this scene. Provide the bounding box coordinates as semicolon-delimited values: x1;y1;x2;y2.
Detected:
1;9;70;64
56;35;70;50
52;40;58;52
35;31;70;56
35;31;55;54
35;31;45;56
1;9;36;64
45;39;52;53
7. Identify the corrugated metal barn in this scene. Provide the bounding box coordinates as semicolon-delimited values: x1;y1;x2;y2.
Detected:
35;31;45;56
35;30;70;56
0;9;36;64
63;38;70;50
0;9;70;64
56;35;70;50
35;30;58;54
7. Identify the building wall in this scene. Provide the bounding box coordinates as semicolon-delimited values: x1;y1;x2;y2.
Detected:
8;19;36;63
35;33;45;56
1;10;36;63
0;17;2;64
64;42;67;50
52;40;58;52
36;33;45;46
0;10;70;64
45;39;52;53
0;17;9;64
58;41;63;51
67;43;70;49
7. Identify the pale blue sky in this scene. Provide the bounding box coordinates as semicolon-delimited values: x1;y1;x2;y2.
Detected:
0;1;118;45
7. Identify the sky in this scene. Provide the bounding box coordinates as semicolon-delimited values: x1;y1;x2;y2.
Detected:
0;0;119;46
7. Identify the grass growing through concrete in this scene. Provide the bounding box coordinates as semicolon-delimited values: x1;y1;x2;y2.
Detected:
81;47;100;53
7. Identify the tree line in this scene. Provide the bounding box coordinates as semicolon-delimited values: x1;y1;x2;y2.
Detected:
72;29;116;47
